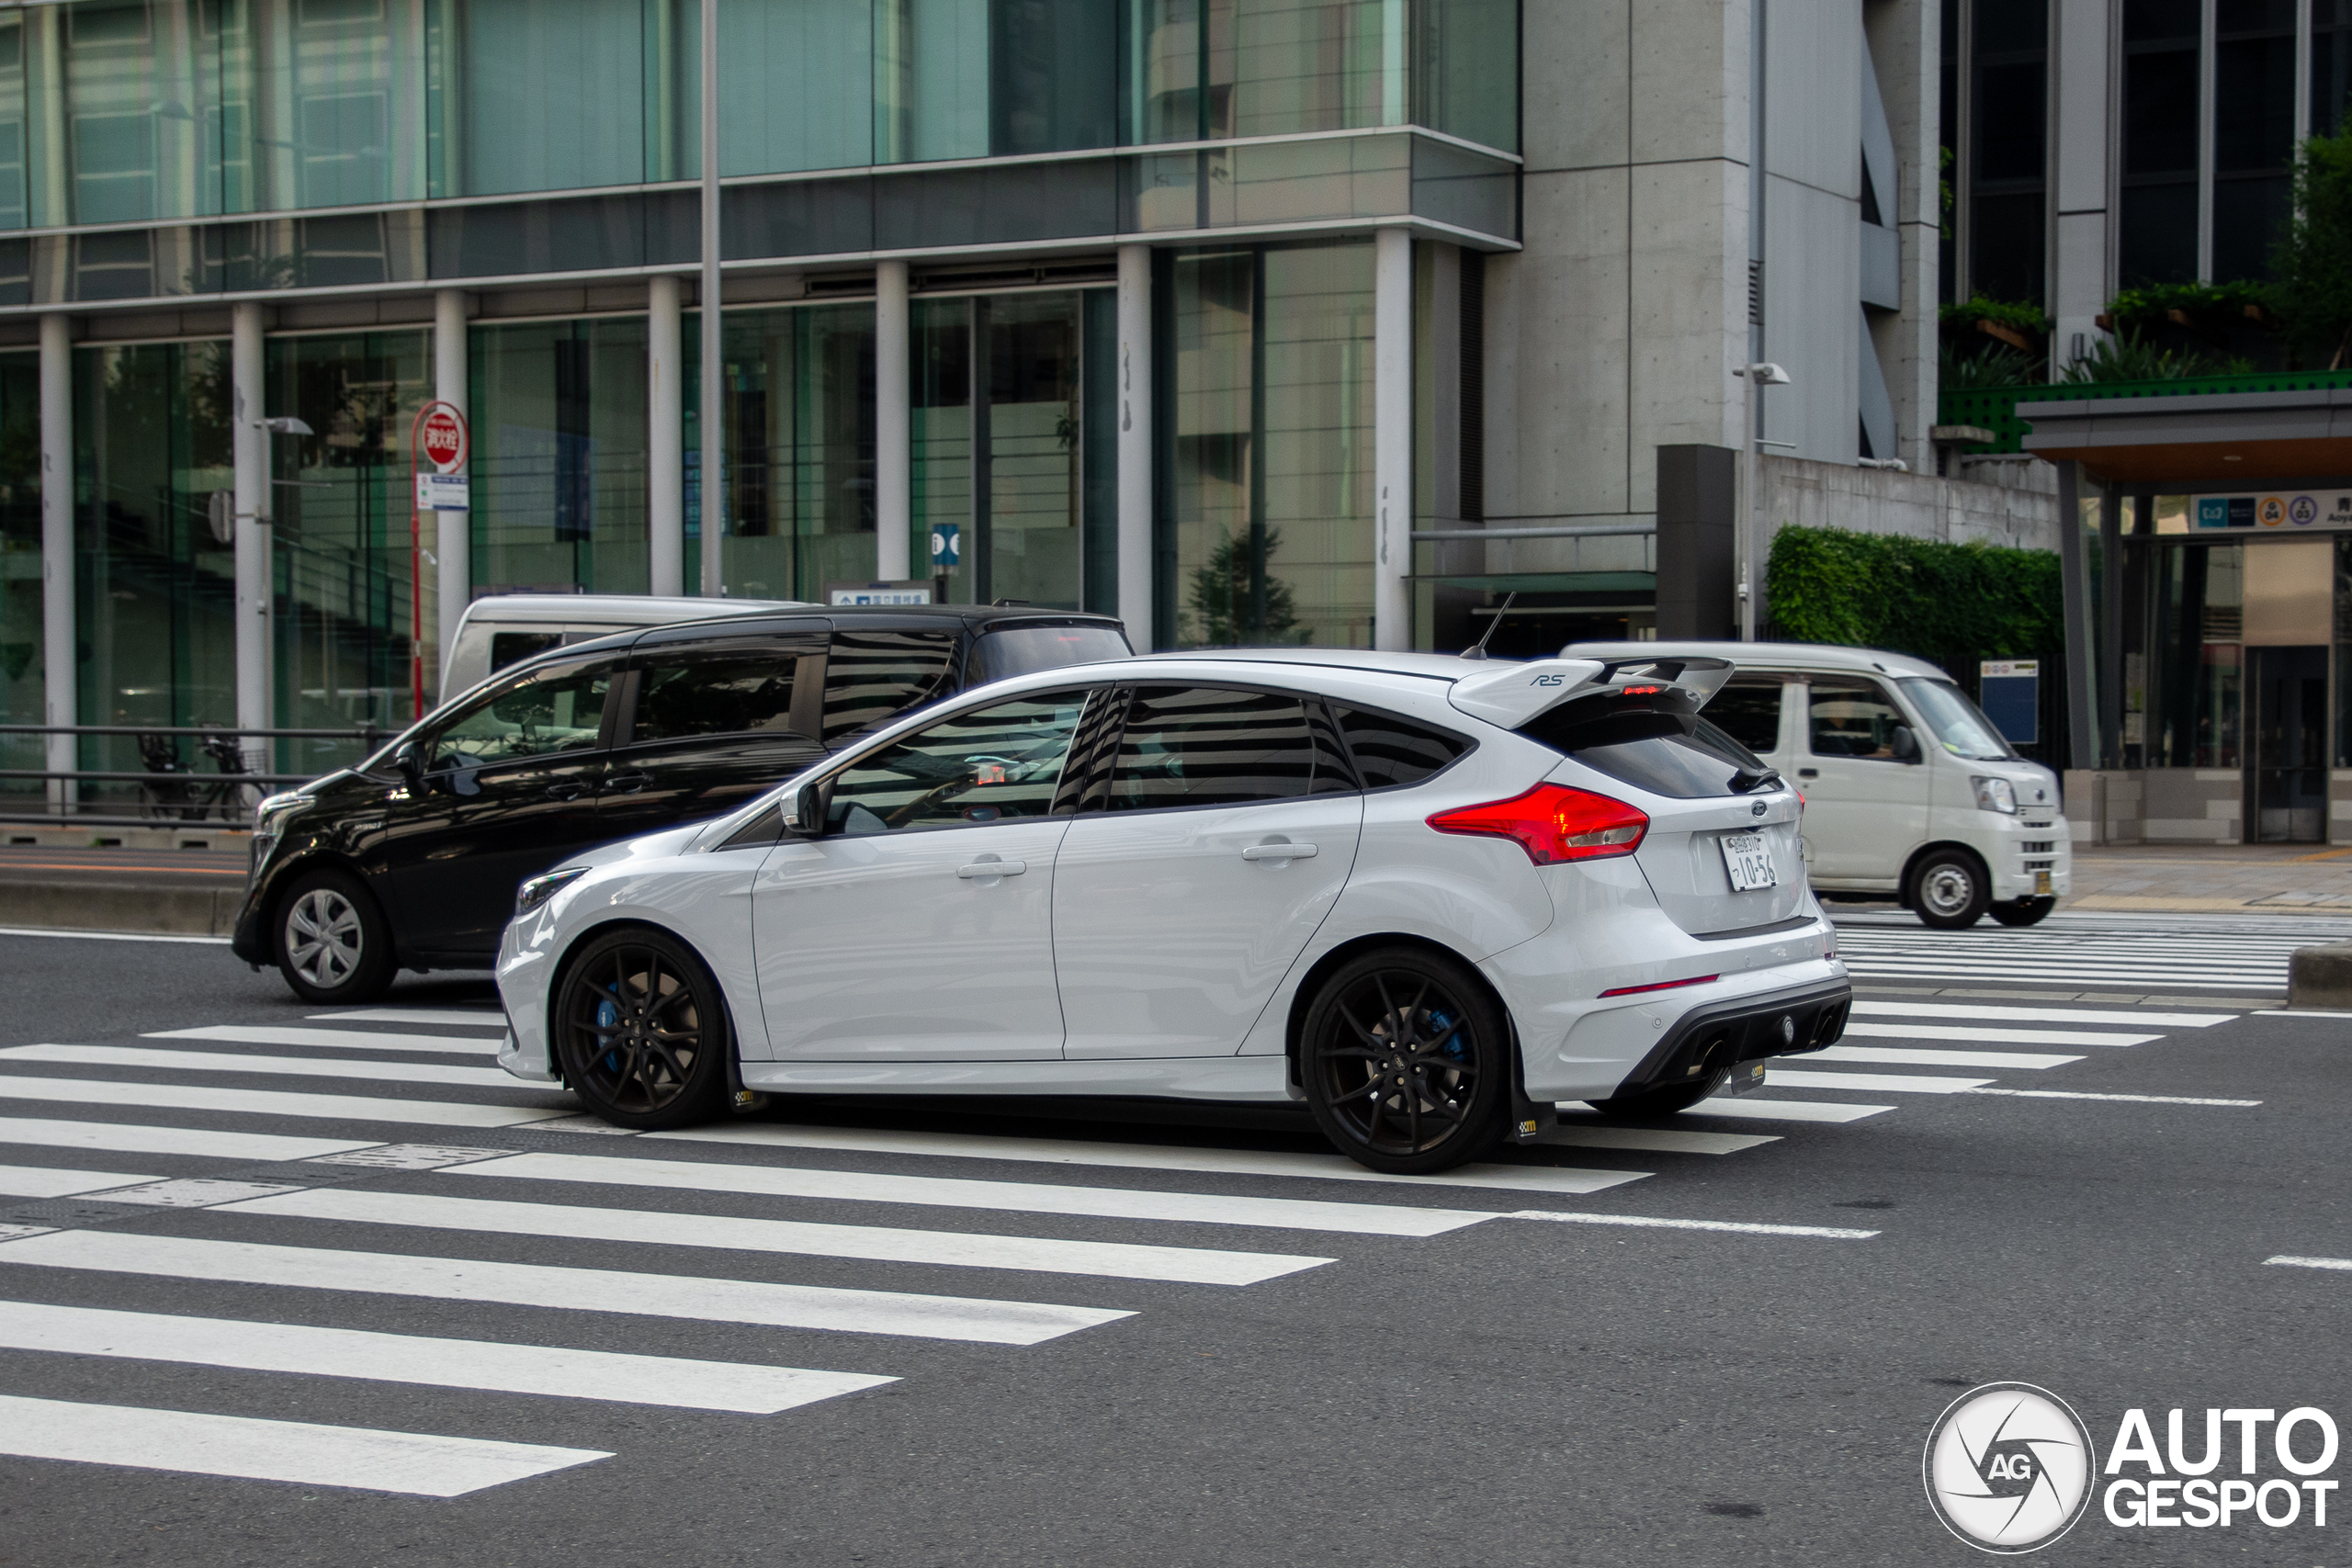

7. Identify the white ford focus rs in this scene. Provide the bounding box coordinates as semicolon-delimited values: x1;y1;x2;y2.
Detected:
494;649;1851;1175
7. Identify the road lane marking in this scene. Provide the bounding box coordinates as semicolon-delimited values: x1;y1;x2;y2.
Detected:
0;1164;157;1198
0;928;230;946
1760;1070;1996;1094
1960;1088;2262;1106
0;1045;509;1088
146;1025;502;1057
221;1187;1335;1287
1852;1001;2231;1028
1841;1021;2159;1048
0;1230;1133;1346
1505;1211;1878;1239
0;1077;570;1130
449;1150;1502;1237
651;1123;1649;1196
0;1299;893;1415
2267;1256;2352;1271
0;1117;379;1162
1812;1044;2084;1070
308;1010;506;1030
1543;1125;1780;1156
0;1393;606;1497
1669;1098;1896;1123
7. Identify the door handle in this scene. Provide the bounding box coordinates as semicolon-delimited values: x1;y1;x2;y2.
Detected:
957;859;1027;878
605;773;650;794
543;784;585;801
1796;768;1820;780
1241;842;1317;861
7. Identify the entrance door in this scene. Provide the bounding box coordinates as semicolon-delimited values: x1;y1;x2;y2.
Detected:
2249;645;2328;843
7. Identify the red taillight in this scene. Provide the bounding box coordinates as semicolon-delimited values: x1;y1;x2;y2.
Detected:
1427;783;1649;865
1600;974;1719;998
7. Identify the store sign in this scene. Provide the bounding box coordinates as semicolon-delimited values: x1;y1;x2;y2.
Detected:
826;580;934;606
2192;492;2352;528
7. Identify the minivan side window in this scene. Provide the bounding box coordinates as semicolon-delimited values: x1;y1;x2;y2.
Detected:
1706;678;1785;755
1808;678;1910;761
1105;686;1344;811
826;691;1090;836
822;629;960;742
429;661;615;772
631;652;807;742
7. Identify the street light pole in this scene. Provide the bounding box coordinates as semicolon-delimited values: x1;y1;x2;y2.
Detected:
1732;361;1791;641
697;0;723;597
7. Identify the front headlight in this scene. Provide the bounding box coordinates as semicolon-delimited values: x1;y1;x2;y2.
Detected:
249;791;312;872
1971;775;2018;815
515;865;589;916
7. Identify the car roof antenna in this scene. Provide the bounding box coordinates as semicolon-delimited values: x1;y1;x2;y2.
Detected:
1461;592;1518;661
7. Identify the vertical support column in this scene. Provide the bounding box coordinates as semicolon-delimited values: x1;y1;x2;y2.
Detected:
2056;459;2097;774
647;275;684;597
2098;480;2124;770
1115;244;1152;646
968;295;993;605
434;288;469;687
696;0;724;597
232;301;270;761
1372;226;1412;652
875;258;911;581
39;312;72;810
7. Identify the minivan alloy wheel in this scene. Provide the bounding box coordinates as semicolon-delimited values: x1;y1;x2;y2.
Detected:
285;887;363;987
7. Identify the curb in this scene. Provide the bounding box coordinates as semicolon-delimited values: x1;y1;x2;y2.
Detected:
1;881;242;938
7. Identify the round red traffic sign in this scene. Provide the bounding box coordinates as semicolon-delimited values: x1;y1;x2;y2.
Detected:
419;406;467;471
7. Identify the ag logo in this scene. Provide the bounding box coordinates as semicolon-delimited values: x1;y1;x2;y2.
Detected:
1924;1382;2097;1553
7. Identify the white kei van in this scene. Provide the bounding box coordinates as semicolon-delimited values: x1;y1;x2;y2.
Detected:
1563;639;2070;929
441;593;805;702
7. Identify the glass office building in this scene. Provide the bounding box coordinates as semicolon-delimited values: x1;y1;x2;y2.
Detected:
0;0;1521;765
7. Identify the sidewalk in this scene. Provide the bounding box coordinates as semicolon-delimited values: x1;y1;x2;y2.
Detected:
2064;842;2352;915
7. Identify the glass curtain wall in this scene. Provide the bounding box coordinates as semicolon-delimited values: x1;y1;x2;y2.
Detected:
909;289;1099;611
2212;2;2296;284
2154;542;2244;767
2318;0;2352;137
683;301;877;600
74;339;236;807
2120;0;2200;288
469;317;650;598
0;352;38;815
266;330;430;759
1968;0;2047;306
1161;239;1373;650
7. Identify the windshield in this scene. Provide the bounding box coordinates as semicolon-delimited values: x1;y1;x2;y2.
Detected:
968;624;1132;683
1900;678;2017;761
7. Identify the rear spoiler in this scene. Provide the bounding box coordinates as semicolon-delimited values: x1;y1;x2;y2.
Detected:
1446;655;1735;730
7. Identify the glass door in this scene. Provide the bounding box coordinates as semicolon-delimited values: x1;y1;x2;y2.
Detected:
2249;645;2328;842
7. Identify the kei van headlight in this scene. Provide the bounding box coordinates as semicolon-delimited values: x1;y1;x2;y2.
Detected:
516;866;590;915
1971;775;2018;815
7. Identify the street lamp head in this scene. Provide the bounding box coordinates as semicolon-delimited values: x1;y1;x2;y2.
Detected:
1736;362;1792;386
260;416;313;436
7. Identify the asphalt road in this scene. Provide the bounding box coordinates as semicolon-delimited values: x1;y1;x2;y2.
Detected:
0;917;2346;1567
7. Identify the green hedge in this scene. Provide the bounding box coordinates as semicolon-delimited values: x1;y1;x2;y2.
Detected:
1764;525;2063;681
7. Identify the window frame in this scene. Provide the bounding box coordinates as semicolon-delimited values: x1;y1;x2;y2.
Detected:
419;653;626;778
1327;698;1476;794
1069;681;1365;818
1703;674;1792;758
806;683;1109;839
609;637;828;753
1802;675;1922;766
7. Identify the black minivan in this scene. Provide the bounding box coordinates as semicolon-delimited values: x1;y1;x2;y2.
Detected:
232;605;1132;1003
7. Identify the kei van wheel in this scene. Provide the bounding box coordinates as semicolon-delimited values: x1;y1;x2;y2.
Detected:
1909;849;1991;930
1301;947;1507;1176
554;928;731;1130
1988;895;2056;927
273;867;395;1005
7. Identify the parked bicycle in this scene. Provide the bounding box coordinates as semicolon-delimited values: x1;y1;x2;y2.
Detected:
136;729;261;823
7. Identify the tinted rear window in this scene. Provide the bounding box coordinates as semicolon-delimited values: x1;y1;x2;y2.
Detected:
969;625;1131;682
821;629;960;742
1333;705;1471;788
1521;688;1771;798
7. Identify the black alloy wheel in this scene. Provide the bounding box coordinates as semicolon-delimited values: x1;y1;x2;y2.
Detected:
1302;947;1506;1175
272;866;395;1004
1909;848;1992;930
1988;895;2056;928
554;929;730;1130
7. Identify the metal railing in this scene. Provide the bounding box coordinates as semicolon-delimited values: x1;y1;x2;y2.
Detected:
0;723;386;830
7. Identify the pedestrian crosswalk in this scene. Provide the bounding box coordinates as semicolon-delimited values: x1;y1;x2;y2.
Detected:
0;985;2252;1499
1832;910;2352;993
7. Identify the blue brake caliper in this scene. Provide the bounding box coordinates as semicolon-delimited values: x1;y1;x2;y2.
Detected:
596;998;620;1072
1429;1008;1466;1066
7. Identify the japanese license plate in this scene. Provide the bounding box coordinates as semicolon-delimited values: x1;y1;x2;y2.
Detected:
2034;868;2052;896
1720;833;1778;891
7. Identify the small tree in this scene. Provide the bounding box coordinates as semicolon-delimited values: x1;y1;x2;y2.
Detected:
2270;127;2352;367
1186;527;1299;647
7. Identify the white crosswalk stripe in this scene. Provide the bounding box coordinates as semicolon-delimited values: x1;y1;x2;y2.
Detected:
0;974;2250;1499
1832;911;2352;993
0;1299;895;1414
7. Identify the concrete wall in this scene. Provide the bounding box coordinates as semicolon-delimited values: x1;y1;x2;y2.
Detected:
1760;0;1861;465
1865;0;1941;471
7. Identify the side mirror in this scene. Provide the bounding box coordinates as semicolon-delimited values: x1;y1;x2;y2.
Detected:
779;784;807;834
391;740;425;786
1889;725;1921;763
